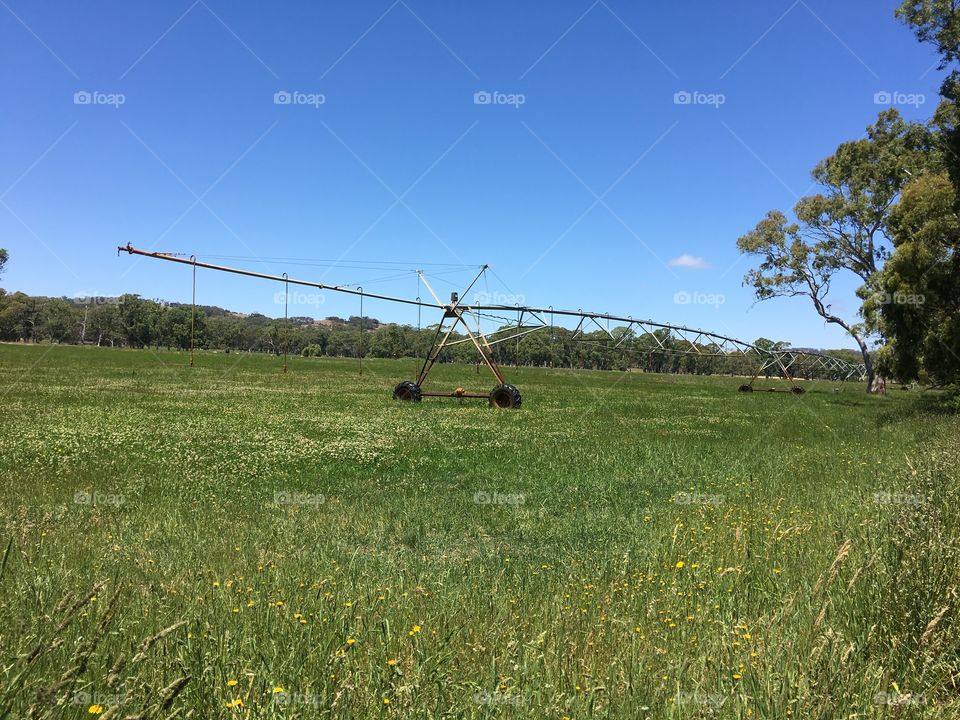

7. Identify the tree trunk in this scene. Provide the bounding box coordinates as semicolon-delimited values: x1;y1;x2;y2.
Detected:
853;334;878;393
817;307;878;394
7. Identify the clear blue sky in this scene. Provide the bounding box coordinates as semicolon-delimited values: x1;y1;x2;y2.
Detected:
0;0;942;349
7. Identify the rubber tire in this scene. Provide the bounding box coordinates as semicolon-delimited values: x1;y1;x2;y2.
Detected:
738;384;753;393
392;381;422;402
790;386;806;395
489;383;522;409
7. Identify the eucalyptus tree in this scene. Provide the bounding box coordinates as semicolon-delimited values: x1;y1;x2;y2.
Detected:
737;110;934;391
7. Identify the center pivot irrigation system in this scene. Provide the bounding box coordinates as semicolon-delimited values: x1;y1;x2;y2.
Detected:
118;245;867;408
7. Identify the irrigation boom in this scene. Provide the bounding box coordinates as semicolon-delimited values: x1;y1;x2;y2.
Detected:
118;244;868;407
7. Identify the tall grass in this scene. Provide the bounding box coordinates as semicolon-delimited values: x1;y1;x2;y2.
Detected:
0;344;957;718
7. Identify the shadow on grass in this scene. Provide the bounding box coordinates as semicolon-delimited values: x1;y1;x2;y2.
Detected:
876;388;960;426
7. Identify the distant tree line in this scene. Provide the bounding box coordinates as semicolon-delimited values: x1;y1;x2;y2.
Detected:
0;286;862;380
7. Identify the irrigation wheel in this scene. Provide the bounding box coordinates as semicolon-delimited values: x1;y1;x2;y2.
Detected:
791;386;806;395
738;384;754;393
489;383;522;409
392;381;422;402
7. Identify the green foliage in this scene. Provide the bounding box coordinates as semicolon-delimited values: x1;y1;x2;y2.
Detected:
0;292;39;340
867;172;960;383
882;2;960;385
897;0;960;73
117;294;161;348
753;337;789;352
158;305;205;350
898;2;960;199
40;298;76;342
86;303;121;346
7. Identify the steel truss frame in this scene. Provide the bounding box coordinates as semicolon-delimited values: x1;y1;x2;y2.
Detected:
117;245;868;406
456;306;867;390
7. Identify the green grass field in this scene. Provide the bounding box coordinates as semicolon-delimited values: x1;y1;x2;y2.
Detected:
1;344;958;719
